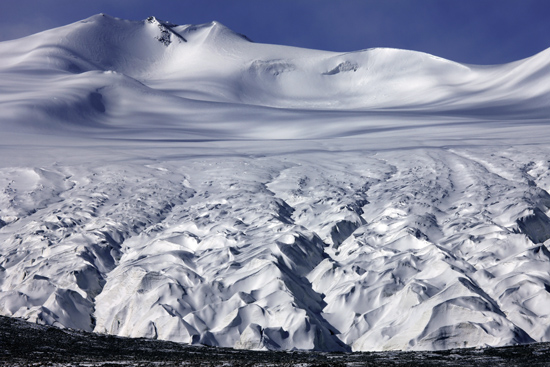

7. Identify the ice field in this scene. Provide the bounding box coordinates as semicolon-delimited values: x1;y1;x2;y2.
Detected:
1;14;550;351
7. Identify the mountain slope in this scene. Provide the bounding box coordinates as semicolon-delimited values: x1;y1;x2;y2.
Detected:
1;15;550;352
1;13;550;136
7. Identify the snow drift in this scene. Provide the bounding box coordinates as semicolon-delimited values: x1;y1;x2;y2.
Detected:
1;14;550;352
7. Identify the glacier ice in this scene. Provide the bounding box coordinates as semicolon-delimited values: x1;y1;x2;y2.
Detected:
1;14;550;352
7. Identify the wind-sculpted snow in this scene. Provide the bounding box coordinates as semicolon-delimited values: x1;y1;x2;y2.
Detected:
1;14;550;352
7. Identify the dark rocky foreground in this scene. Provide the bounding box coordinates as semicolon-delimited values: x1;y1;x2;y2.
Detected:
1;315;550;366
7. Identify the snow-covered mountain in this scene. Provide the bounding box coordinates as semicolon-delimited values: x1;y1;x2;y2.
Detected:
1;14;550;352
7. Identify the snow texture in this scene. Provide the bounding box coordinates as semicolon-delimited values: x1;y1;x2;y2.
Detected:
1;14;550;352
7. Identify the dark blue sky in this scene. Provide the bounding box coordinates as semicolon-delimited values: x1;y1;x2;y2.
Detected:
1;0;549;65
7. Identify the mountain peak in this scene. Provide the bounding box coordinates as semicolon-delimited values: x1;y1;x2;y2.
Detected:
177;20;252;44
145;16;176;28
145;15;186;46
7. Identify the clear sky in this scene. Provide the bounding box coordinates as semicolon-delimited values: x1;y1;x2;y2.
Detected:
1;0;549;65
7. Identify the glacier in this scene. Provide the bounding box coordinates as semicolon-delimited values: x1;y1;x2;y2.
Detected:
1;14;550;352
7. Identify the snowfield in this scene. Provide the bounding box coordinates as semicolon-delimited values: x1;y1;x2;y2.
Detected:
1;14;550;352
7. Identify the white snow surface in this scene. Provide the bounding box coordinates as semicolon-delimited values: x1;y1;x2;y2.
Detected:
1;14;550;352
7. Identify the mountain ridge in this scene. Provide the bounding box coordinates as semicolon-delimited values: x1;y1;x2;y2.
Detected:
2;14;549;114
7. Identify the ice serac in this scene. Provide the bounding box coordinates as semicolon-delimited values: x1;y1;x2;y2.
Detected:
1;14;550;352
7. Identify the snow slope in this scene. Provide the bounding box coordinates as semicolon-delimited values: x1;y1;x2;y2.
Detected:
1;14;550;352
